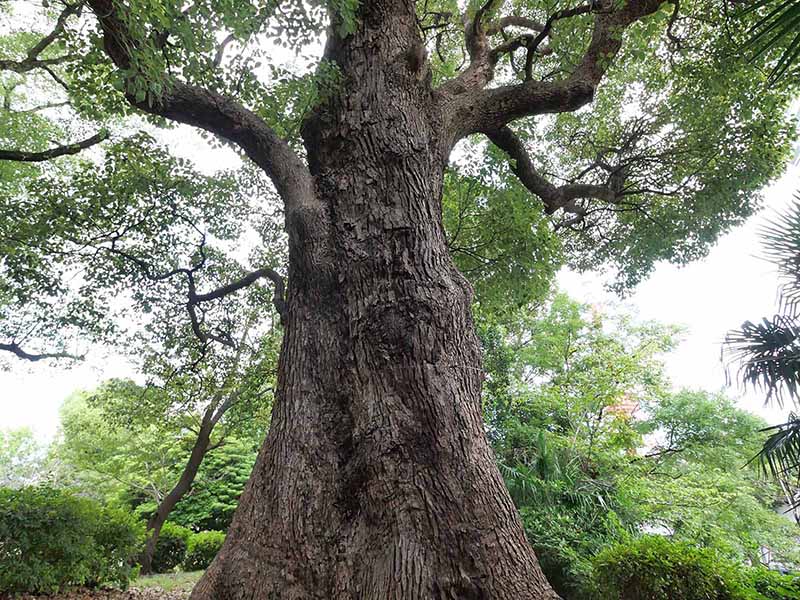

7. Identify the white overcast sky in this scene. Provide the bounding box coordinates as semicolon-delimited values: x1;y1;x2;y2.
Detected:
2;122;800;441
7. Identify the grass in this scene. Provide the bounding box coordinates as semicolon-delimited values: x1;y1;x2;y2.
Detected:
133;571;204;592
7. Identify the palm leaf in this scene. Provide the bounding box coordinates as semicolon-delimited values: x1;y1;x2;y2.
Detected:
743;0;800;83
724;315;800;405
752;415;800;509
760;196;800;314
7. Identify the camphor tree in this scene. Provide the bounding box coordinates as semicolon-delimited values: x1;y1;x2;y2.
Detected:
1;0;798;598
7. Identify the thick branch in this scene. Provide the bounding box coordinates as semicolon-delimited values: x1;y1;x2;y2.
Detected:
0;342;83;362
440;0;667;140
87;0;316;217
486;16;545;36
191;267;287;324
487;126;621;219
0;130;108;162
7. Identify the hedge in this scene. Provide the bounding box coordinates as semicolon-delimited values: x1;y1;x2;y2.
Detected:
184;530;225;571
0;485;143;595
150;522;193;573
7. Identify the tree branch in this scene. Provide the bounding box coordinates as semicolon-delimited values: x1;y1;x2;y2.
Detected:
0;342;83;362
0;2;80;74
486;16;545;36
191;267;287;324
439;0;667;140
87;0;317;220
0;130;108;162
486;126;622;221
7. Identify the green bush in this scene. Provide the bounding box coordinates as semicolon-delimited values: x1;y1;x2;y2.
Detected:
151;522;192;573
746;567;800;600
0;485;143;595
183;530;225;571
592;536;744;600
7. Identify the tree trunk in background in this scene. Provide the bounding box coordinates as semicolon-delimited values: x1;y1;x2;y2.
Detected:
139;413;214;574
190;2;558;598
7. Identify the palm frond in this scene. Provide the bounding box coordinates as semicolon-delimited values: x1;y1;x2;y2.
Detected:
744;0;800;83
760;197;800;313
724;315;800;405
753;415;800;509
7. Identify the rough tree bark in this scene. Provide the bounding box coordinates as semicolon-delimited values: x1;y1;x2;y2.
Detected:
85;0;666;596
192;5;559;599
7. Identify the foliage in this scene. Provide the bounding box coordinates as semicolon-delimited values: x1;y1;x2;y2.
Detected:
756;415;800;485
150;522;192;574
725;200;800;404
482;296;800;597
637;391;800;569
0;485;144;594
0;427;46;487
442;170;561;316
485;294;676;596
725;199;800;506
52;392;182;503
591;536;744;600
166;438;258;532
52;391;261;532
747;567;800;600
183;530;225;571
744;0;800;83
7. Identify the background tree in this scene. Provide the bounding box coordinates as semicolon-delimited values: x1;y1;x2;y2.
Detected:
639;390;800;569
0;427;47;487
483;295;672;597
53;325;276;573
487;297;800;598
1;0;799;597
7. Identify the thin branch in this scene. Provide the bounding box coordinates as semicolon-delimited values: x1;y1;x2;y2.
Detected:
213;33;236;68
0;2;81;74
666;0;682;48
0;342;83;362
0;130;108;162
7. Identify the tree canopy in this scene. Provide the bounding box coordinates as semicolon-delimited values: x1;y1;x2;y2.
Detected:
0;0;798;362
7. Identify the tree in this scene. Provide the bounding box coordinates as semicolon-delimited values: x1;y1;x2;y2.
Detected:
54;328;274;573
1;0;798;597
639;390;800;570
0;427;46;487
94;322;277;573
485;299;800;597
484;294;675;597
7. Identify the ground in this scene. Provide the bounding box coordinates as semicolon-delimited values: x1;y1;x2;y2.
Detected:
9;572;203;600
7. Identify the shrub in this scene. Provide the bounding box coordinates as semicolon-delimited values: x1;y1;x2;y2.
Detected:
183;530;226;571
746;567;800;600
592;536;744;600
0;485;144;595
150;522;192;573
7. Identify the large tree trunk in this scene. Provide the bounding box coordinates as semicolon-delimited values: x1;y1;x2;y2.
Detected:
190;3;557;598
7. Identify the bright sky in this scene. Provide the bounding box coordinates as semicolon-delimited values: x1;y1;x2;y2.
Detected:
2;125;800;442
561;157;800;426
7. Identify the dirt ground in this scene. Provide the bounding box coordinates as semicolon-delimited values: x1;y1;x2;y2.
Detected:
8;588;193;600
3;572;202;600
